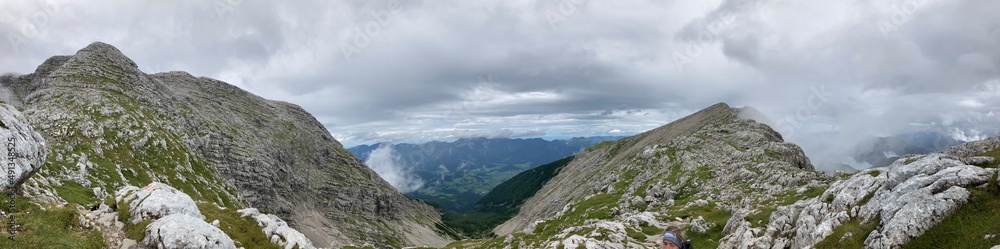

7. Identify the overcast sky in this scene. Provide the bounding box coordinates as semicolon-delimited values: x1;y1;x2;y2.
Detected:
2;0;999;169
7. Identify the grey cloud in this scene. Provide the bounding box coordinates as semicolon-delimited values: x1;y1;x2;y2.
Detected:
3;0;998;169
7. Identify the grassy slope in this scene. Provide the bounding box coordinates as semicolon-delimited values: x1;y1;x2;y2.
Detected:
443;110;834;248
28;78;277;247
0;196;103;248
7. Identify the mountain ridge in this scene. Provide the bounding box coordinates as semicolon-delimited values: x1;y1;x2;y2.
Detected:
2;41;449;248
445;102;1000;248
494;102;813;237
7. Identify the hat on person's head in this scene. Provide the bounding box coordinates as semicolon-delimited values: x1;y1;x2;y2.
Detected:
663;231;683;247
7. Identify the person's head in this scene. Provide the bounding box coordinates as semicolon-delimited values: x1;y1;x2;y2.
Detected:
662;226;685;249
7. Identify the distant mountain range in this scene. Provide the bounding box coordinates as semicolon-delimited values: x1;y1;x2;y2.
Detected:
347;136;622;212
850;132;963;168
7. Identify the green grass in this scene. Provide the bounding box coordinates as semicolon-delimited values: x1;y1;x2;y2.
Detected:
0;196;104;248
868;170;881;177
747;186;827;226
197;203;280;249
764;150;780;159
668;202;730;248
115;199;150;241
823;193;835;204
813;217;879;249
586;140;616;152
442;240;486;249
43;90;237;209
726;141;745;152
52;180;98;207
979;148;1000;168
440;211;511;239
900;189;1000;249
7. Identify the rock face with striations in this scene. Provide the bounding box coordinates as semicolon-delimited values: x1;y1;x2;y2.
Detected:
0;42;448;248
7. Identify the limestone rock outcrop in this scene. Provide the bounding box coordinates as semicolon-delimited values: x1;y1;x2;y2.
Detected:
0;103;47;193
238;208;316;249
719;153;997;249
116;182;203;224
141;214;237;249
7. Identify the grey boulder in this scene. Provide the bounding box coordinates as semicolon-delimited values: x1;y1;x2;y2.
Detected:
115;182;203;224
238;208;316;249
0;103;47;193
140;213;236;249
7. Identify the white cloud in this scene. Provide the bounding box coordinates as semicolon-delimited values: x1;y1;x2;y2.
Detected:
363;144;423;193
958;99;984;108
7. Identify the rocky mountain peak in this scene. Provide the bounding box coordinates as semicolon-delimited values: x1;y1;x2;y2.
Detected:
30;55;72;77
38;41;143;84
490;102;820;246
4;42;450;248
74;41;139;69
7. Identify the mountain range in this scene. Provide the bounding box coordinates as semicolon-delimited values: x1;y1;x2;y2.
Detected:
445;103;1000;248
2;42;999;249
849;132;963;168
347;136;621;212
